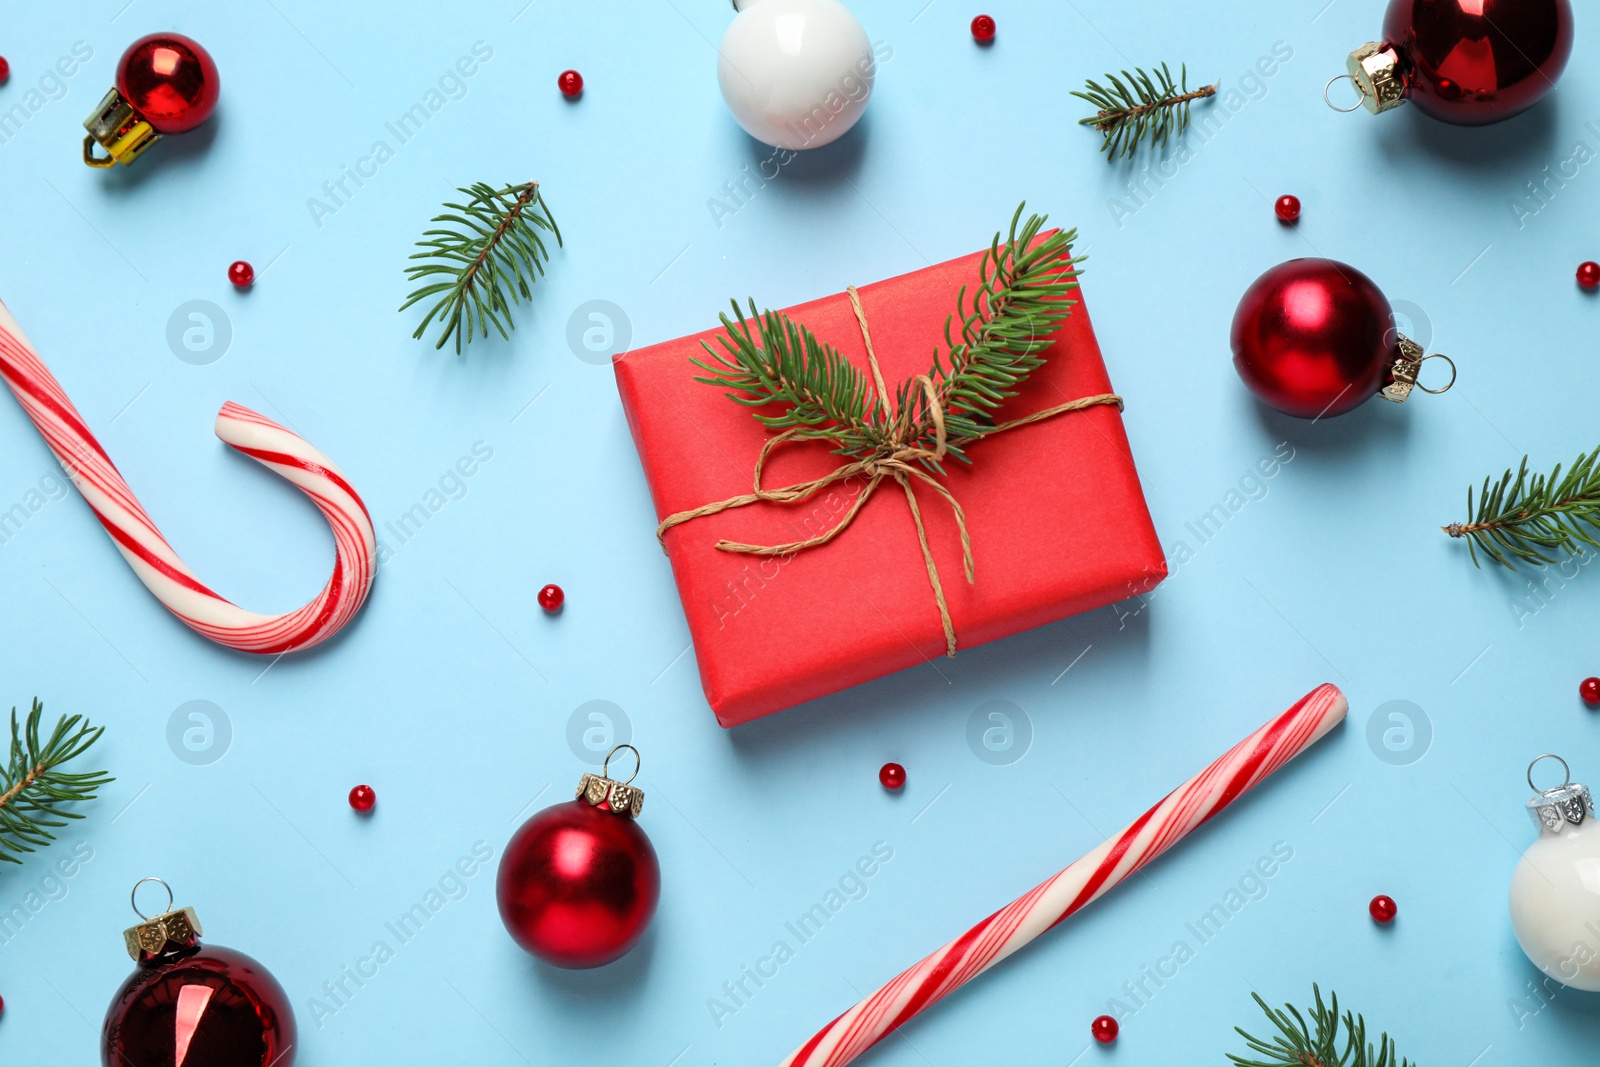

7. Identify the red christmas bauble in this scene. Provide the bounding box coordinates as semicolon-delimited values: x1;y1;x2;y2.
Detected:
1580;677;1600;705
1382;0;1573;126
1231;258;1396;419
1092;1014;1120;1043
498;798;660;968
117;33;220;135
1369;894;1398;923
102;944;296;1067
537;583;565;612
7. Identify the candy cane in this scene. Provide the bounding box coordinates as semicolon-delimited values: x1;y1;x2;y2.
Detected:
0;299;376;655
781;682;1348;1067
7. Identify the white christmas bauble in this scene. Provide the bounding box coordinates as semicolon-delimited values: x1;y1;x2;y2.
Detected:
1509;757;1600;991
717;0;875;150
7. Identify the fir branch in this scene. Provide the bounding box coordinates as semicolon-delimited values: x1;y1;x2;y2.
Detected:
1230;986;1413;1067
692;203;1082;468
400;180;562;355
1072;62;1216;159
1444;449;1600;569
0;699;112;864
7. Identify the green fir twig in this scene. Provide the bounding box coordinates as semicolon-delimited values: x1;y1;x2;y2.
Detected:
1444;448;1600;569
1071;62;1216;159
1230;985;1413;1067
0;699;112;863
691;203;1082;471
400;180;562;355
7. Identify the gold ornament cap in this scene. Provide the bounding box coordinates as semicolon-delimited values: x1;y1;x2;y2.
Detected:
576;744;645;819
1325;42;1408;116
1379;333;1456;404
82;88;161;168
122;878;202;961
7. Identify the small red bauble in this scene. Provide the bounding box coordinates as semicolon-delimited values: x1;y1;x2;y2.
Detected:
228;261;254;288
497;746;660;968
537;583;565;612
558;69;583;98
0;57;10;84
1580;677;1600;705
1578;262;1600;291
349;784;376;812
1369;894;1398;923
879;762;906;790
1274;195;1301;222
971;15;997;41
118;33;221;135
1092;1014;1119;1043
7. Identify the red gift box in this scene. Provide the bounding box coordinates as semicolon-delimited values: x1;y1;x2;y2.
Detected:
615;238;1165;727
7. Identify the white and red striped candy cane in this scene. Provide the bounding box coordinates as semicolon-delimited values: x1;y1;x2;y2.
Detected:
0;299;376;655
781;682;1348;1067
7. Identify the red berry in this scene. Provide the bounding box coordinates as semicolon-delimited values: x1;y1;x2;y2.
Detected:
1092;1014;1119;1043
1581;677;1600;705
970;14;996;41
349;784;376;813
0;57;10;84
228;261;254;288
879;762;906;790
1578;261;1600;291
1369;894;1397;924
537;583;565;612
1274;195;1301;223
558;69;583;98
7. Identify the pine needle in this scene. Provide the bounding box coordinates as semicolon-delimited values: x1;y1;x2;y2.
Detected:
399;180;562;355
1444;449;1600;569
1230;986;1413;1067
1071;62;1216;159
0;699;112;863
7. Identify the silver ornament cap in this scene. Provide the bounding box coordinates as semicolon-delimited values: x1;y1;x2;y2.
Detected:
1526;754;1595;834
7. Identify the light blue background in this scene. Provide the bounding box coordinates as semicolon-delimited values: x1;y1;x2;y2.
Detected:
0;0;1597;1063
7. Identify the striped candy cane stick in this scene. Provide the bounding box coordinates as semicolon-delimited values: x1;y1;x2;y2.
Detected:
781;682;1348;1067
0;299;376;655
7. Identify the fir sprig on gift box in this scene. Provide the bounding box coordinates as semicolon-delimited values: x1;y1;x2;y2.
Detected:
691;205;1083;473
1230;986;1413;1067
0;699;112;863
400;181;562;354
1073;63;1216;159
1445;448;1600;568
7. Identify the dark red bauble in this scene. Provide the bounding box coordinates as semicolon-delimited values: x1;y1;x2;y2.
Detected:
1382;0;1573;126
1369;894;1398;923
1231;258;1395;419
498;799;660;968
102;945;296;1067
117;33;220;135
1580;677;1600;705
1092;1014;1120;1043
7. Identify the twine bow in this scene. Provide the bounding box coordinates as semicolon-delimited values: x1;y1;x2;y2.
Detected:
657;287;1122;657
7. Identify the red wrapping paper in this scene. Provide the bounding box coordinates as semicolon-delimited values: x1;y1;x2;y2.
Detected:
615;240;1165;727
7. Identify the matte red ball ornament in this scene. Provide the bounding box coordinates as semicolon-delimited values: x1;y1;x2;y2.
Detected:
1274;194;1301;223
971;15;996;42
1231;258;1455;419
879;762;906;790
349;784;376;812
1336;0;1572;126
83;33;219;167
497;745;660;968
228;261;254;289
1369;894;1398;924
1580;677;1600;705
102;879;296;1067
1578;262;1600;291
1092;1014;1119;1043
558;69;583;97
537;583;565;612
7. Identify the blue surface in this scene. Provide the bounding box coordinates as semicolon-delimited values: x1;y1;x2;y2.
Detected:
1;1;1598;1063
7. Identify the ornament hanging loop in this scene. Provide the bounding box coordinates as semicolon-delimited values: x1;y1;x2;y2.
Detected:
1380;334;1456;403
130;877;174;920
1412;353;1457;395
1529;753;1572;795
1323;74;1365;113
603;743;641;785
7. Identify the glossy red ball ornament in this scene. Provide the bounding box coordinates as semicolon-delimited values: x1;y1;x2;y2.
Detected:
103;882;295;1067
1369;894;1398;923
1578;262;1600;291
537;583;565;612
497;747;659;968
558;69;583;98
349;784;376;812
1580;677;1600;705
1274;194;1301;222
1232;258;1397;419
228;261;254;288
118;33;220;135
0;57;10;84
971;15;996;42
879;762;906;789
1092;1014;1119;1043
